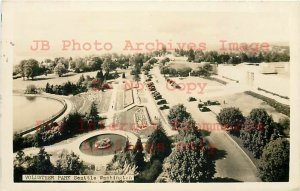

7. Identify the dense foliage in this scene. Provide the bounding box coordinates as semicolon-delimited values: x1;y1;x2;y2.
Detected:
145;122;172;162
217;107;245;133
14;148;85;182
168;104;192;129
258;138;289;182
175;49;290;64
240;108;280;158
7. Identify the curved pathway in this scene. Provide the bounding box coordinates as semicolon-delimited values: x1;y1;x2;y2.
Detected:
151;65;260;182
19;129;138;166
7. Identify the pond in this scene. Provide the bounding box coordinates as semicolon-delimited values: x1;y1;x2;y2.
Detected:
13;95;64;132
79;134;127;156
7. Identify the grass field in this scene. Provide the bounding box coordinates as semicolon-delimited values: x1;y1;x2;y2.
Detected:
214;92;288;122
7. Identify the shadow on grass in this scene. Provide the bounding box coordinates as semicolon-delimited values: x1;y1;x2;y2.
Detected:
30;77;55;81
211;177;243;182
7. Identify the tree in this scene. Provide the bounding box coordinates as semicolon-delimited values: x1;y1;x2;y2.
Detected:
177;67;192;77
77;74;85;85
133;73;141;88
14;151;27;182
61;112;84;135
240;108;279;158
187;49;195;62
25;84;38;94
247;108;273;129
176;117;203;145
145;122;172;161
166;147;215;182
27;147;54;174
216;107;245;133
22;59;40;79
96;70;104;82
91;56;103;71
54;63;67;77
203;63;213;71
55;150;85;175
13;133;24;152
148;58;158;65
103;57;114;73
168;104;192;128
258;138;289;182
88;102;100;122
133;137;145;172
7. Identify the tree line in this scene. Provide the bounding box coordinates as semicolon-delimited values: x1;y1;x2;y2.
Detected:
14;148;86;182
175;48;290;64
217;107;289;181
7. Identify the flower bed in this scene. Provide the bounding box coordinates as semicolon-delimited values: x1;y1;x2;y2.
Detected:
134;107;148;130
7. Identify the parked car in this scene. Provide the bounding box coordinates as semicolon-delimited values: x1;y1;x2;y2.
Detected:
157;99;167;105
188;97;197;102
198;103;204;108
154;95;162;100
210;101;220;105
149;86;156;91
159;105;169;110
199;106;210;112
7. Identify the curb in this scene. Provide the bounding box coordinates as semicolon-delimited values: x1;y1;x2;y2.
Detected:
15;94;68;136
222;131;258;170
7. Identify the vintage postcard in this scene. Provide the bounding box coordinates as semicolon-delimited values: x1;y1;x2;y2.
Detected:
1;1;300;191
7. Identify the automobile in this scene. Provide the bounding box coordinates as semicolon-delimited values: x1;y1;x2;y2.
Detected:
147;84;154;88
198;103;204;108
154;95;162;100
151;91;158;95
199;106;210;112
145;78;151;82
210;101;221;105
159;105;169;110
175;84;181;89
188;97;196;102
157;99;167;105
149;87;156;91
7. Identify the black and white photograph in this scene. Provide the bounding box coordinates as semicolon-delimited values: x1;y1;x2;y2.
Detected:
1;1;300;190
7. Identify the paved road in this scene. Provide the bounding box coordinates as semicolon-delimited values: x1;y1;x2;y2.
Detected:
151;65;260;182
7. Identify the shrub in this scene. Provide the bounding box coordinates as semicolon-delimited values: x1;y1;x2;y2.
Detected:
258;138;289;182
25;84;38;94
216;107;245;133
245;91;290;116
135;160;163;183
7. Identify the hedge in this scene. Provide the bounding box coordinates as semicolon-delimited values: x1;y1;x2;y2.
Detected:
245;91;290;116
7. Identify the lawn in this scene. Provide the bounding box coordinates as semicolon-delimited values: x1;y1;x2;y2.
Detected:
214;92;288;122
69;89;112;115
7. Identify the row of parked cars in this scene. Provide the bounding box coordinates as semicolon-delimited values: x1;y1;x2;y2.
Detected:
146;75;169;110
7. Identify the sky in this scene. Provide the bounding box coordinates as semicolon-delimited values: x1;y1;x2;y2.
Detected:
4;1;290;64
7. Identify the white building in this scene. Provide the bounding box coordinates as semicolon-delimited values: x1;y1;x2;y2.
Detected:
217;62;290;98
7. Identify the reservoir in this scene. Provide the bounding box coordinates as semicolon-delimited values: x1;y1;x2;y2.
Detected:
13;95;64;132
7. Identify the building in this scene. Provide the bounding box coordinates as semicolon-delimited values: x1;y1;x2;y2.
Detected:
217;62;290;98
